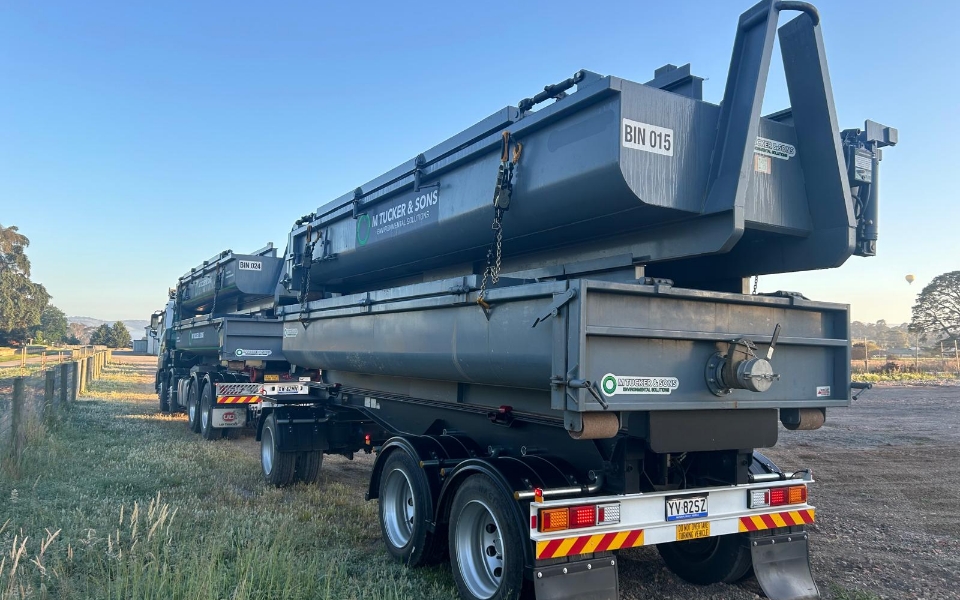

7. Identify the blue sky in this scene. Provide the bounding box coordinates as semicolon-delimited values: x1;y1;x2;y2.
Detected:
1;1;956;323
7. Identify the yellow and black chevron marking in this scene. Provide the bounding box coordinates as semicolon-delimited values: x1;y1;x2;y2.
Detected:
738;509;814;532
536;529;644;559
216;395;260;404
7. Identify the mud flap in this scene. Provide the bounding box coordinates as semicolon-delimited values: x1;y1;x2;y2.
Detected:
533;556;618;600
751;531;820;600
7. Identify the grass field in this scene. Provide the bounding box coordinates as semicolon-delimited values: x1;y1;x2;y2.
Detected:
0;357;458;599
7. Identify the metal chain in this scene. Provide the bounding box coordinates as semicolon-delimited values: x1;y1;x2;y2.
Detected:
478;132;521;308
298;230;317;326
752;275;759;295
478;209;505;305
210;267;221;316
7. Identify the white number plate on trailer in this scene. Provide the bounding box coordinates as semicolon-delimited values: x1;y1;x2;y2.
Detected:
264;384;305;395
665;495;708;522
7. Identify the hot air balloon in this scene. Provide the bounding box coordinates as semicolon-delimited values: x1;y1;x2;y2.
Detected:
905;274;915;285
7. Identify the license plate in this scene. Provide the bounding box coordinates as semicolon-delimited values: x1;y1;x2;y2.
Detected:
665;495;708;522
271;384;303;395
676;521;710;541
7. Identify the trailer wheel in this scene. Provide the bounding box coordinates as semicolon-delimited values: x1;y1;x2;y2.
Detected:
261;414;296;487
158;378;170;413
199;382;222;440
657;533;753;585
378;450;439;567
449;474;525;600
294;451;323;484
186;381;202;433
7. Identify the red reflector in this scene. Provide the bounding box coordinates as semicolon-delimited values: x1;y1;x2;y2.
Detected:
364;434;371;445
530;515;537;529
769;487;788;506
568;505;597;529
598;507;605;521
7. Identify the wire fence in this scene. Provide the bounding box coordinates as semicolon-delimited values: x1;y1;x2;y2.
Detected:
851;356;960;376
0;350;112;474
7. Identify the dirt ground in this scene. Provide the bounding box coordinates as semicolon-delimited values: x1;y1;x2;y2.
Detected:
229;383;960;599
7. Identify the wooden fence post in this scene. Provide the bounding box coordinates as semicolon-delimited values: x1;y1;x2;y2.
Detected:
45;368;56;425
60;363;69;409
71;361;78;402
76;359;85;396
10;377;24;461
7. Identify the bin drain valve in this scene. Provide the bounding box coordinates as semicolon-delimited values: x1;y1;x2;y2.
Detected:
705;324;781;396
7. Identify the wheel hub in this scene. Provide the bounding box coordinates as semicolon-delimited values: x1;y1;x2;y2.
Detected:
456;500;504;599
382;469;415;548
261;428;273;474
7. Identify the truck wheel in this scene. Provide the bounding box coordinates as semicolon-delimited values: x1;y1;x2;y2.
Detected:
449;474;525;600
295;451;323;484
261;414;296;487
657;533;753;585
199;382;222;440
159;378;170;413
378;450;439;567
187;381;201;433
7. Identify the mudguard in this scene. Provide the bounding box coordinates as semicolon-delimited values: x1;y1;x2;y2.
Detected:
751;531;820;600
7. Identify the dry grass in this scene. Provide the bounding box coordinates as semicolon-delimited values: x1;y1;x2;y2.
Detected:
0;357;457;599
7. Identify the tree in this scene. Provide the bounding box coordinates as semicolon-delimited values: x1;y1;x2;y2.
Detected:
0;223;49;344
36;305;69;345
89;323;112;346
108;321;132;348
910;271;960;342
68;322;90;345
851;341;881;360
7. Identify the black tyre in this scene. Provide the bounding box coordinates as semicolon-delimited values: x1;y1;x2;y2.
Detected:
295;451;323;485
199;381;222;440
159;377;170;413
187;380;201;433
448;474;526;600
657;532;753;585
261;413;296;487
378;450;440;567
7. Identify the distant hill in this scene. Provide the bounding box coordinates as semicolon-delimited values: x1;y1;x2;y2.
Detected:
67;317;149;340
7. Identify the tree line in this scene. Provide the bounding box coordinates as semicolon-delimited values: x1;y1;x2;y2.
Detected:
0;223;132;348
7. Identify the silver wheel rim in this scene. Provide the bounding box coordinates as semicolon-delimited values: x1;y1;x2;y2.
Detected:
188;393;196;423
201;400;209;430
455;499;504;599
382;468;415;549
261;427;274;475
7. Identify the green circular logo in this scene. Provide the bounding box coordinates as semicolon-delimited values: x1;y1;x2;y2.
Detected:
235;349;243;356
601;374;618;396
356;213;371;246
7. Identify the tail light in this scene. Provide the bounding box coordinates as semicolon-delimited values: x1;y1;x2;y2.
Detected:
749;484;808;509
538;502;620;533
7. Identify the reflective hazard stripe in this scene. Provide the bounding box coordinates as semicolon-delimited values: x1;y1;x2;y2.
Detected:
535;529;644;559
738;509;814;532
216;396;260;404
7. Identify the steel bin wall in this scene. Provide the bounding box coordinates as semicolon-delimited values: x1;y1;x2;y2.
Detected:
282;279;851;411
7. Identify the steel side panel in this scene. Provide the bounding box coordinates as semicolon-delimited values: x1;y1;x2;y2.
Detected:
286;279;850;411
173;318;287;362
